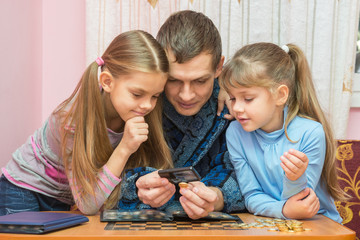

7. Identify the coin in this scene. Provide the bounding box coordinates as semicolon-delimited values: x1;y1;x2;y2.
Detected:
293;227;305;232
255;218;265;223
254;224;265;228
230;223;241;228
179;182;189;188
290;220;303;226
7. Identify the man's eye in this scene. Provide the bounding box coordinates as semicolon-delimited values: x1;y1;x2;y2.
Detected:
229;97;235;101
245;98;253;102
132;93;141;97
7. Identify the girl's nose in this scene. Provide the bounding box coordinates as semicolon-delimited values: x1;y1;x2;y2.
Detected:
139;98;153;110
232;100;244;113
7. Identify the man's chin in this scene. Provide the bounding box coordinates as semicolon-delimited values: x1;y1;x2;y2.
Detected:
174;105;199;116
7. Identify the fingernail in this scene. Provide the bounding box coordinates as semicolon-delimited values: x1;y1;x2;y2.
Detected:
161;179;167;185
193;187;199;193
182;188;188;193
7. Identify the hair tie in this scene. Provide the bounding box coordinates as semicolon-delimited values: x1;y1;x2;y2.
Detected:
281;45;289;54
96;57;105;66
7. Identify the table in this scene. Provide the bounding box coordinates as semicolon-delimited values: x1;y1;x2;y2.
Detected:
0;213;355;240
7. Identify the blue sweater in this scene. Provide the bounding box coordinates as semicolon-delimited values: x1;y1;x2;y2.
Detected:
118;80;245;213
226;107;342;223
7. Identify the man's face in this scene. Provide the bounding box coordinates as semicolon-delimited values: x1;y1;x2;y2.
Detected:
165;50;223;116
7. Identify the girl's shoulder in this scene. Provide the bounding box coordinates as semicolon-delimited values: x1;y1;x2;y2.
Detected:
290;115;323;129
288;115;325;138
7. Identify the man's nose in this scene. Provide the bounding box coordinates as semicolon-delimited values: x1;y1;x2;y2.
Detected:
179;83;195;101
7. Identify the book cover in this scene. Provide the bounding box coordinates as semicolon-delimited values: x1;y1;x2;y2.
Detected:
0;212;89;234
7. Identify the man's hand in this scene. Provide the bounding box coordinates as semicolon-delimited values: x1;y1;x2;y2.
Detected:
282;188;320;219
179;182;224;220
280;149;309;181
217;88;234;120
136;171;176;208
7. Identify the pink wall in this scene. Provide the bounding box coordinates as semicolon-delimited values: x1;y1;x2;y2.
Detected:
0;0;42;168
42;0;85;119
0;0;359;169
0;0;85;169
347;108;360;140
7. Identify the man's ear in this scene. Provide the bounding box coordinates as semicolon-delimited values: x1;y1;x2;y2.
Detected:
275;84;289;106
214;56;225;78
99;71;114;93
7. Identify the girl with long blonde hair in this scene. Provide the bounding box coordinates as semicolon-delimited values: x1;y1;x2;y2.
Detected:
0;30;172;216
220;42;346;223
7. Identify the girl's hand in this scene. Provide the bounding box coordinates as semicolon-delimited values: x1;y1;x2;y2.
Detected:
105;116;148;178
217;88;234;120
119;116;149;156
280;149;309;181
282;188;320;219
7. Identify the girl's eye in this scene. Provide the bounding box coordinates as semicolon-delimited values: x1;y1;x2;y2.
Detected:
229;97;235;101
245;98;253;102
195;80;206;84
132;93;141;97
152;95;160;99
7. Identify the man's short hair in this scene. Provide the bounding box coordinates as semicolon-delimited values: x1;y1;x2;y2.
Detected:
157;10;222;72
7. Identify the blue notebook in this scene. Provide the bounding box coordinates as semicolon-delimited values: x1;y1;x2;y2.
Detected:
0;212;89;234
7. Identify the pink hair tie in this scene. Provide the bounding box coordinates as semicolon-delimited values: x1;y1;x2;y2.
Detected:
96;57;105;66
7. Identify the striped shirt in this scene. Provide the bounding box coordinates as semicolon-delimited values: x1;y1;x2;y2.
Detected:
2;112;122;215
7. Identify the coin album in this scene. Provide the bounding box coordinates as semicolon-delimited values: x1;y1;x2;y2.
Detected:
101;209;173;222
101;209;240;222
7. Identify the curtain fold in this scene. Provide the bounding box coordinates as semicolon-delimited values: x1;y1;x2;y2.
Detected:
86;0;360;138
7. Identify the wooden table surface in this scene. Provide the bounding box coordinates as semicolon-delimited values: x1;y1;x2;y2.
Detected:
0;213;355;240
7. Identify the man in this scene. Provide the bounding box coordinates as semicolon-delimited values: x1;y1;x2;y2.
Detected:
118;10;245;219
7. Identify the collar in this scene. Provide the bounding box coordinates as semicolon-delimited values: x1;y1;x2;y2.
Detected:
254;105;288;144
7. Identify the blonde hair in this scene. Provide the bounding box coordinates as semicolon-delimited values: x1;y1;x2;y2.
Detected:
54;30;173;209
220;42;346;201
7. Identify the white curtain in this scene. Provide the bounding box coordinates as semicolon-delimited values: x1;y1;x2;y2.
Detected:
86;0;360;139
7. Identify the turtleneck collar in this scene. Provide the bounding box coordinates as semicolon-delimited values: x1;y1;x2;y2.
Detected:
254;105;288;144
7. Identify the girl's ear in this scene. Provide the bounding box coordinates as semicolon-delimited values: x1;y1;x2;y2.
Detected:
99;71;114;93
275;84;289;106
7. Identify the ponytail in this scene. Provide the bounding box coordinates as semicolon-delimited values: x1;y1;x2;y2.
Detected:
286;44;348;201
56;61;113;206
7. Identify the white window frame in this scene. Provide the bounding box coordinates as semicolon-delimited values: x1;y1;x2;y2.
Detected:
352;9;360;108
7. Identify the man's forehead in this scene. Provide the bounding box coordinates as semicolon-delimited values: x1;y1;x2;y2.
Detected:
167;52;215;82
169;70;213;82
